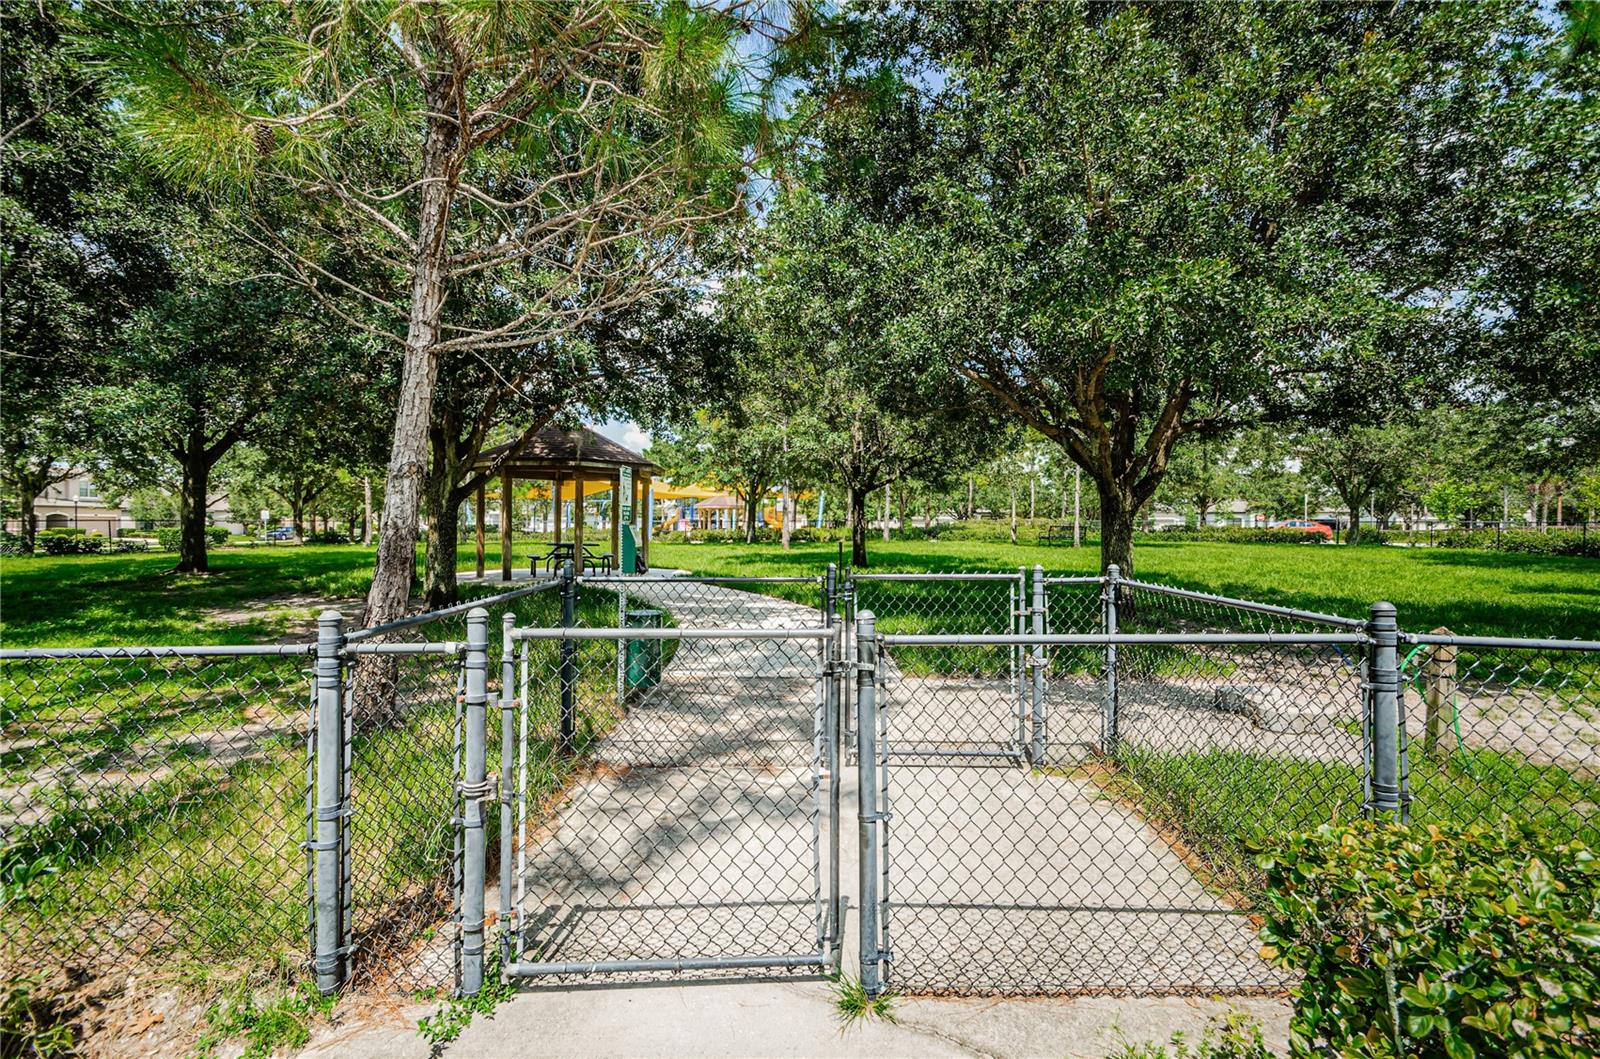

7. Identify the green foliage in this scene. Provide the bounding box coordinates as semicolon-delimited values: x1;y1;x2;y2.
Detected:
0;973;74;1059
1140;527;1326;546
1110;1011;1272;1059
192;980;335;1059
37;533;104;555
417;937;516;1047
1258;821;1600;1058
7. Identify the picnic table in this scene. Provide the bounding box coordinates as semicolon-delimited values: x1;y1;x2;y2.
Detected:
529;541;613;575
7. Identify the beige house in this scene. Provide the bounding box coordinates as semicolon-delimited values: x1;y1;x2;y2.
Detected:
7;467;244;536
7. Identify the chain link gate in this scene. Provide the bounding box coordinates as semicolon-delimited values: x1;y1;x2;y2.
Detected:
844;571;1029;762
497;609;843;981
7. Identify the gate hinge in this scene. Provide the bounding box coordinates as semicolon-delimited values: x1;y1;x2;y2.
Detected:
860;810;893;823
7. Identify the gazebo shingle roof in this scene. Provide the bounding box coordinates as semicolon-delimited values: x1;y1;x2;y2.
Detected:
475;425;660;475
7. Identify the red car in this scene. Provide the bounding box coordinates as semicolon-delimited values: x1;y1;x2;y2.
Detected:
1272;519;1334;540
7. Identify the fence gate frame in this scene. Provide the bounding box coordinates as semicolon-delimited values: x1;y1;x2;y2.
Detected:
491;616;844;984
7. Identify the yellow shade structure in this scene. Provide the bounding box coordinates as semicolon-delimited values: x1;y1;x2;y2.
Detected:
651;482;725;502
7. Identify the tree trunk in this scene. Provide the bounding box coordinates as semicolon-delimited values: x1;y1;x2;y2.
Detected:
423;496;461;610
1073;465;1082;548
291;495;305;544
362;476;374;546
966;477;974;520
780;480;791;550
362;99;459;634
1098;481;1137;576
848;485;869;567
422;430;463;610
177;454;210;574
882;483;891;542
1340;489;1365;546
1009;484;1018;545
17;489;38;554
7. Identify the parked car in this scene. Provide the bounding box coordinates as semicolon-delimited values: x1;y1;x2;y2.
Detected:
1272;519;1334;540
264;526;295;541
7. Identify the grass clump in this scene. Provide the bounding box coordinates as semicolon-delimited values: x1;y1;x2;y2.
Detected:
1111;1011;1273;1058
830;974;898;1028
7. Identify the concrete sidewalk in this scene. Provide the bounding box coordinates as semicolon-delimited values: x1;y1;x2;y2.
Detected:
303;980;1289;1058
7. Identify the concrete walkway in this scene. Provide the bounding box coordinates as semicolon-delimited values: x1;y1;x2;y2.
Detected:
305;574;1289;1058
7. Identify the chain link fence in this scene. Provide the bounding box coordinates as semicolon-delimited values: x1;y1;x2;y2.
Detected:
846;568;1599;998
1;645;316;993
6;566;1596;1017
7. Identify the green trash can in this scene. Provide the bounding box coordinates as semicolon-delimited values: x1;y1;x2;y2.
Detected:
625;608;663;693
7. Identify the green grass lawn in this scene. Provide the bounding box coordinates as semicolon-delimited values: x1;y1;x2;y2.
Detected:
3;535;1596;647
649;537;1600;640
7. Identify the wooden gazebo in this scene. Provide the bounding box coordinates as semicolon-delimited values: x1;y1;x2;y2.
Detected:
469;426;660;581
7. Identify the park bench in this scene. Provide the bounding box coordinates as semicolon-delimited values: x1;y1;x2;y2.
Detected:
1039;524;1076;543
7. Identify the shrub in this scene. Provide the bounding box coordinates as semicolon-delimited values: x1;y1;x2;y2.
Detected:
37;527;87;537
37;534;104;556
206;525;231;546
303;531;350;545
1141;526;1325;545
155;528;181;551
1257;820;1600;1058
0;531;24;557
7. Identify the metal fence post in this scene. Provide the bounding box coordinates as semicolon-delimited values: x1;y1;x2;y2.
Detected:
823;564;842;962
498;611;517;967
1366;601;1404;819
1030;564;1047;766
1103;564;1121;757
559;559;576;753
460;607;491;996
312;609;347;994
855;610;883;996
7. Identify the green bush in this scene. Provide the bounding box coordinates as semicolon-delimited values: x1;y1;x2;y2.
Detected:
38;533;104;555
153;526;231;551
0;531;24;557
1374;528;1599;558
1143;526;1327;545
1258;820;1600;1058
37;527;87;537
303;531;350;545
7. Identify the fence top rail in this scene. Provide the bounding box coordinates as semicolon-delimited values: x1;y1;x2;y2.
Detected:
1117;577;1368;630
0;643;316;660
850;572;1022;582
1041;575;1105;586
343;641;464;657
510;625;836;642
578;574;822;585
1400;632;1600;652
344;578;560;643
876;631;1368;647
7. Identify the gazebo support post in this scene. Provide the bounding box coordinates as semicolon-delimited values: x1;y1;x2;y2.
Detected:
474;484;486;580
638;474;650;569
500;471;513;583
573;478;584;560
552;474;563;547
610;475;621;564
